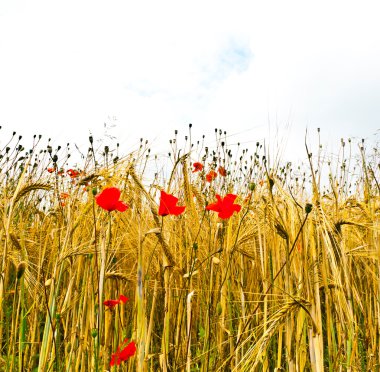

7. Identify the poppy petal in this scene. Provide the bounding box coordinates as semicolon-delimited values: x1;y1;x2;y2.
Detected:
110;340;136;366
96;187;129;212
96;188;120;211
206;194;241;219
118;294;128;303
206;202;221;213
171;206;186;216
119;341;137;361
103;299;119;308
159;191;185;216
192;162;203;172
224;194;237;203
218;209;234;219
116;201;129;212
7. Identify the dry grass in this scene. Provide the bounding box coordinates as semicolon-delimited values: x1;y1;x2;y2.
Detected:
0;128;379;371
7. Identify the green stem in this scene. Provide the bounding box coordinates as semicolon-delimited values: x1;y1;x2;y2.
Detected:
96;212;112;370
137;217;144;371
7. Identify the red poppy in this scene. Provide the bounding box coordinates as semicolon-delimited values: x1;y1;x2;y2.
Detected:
206;194;242;219
205;170;217;182
96;187;129;212
67;169;80;178
158;190;185;216
192;162;203;172
104;294;129;308
110;339;137;366
60;192;69;199
47;167;55;173
217;166;227;177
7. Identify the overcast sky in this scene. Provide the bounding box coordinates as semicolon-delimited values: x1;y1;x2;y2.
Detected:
1;0;379;163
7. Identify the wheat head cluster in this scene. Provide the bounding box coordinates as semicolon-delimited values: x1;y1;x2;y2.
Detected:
0;127;379;371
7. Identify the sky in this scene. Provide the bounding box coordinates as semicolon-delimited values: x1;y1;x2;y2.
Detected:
0;0;379;164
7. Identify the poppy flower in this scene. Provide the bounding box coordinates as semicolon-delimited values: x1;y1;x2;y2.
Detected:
206;194;242;219
60;192;69;199
57;169;64;176
110;339;137;366
217;166;227;177
205;170;217;182
158;190;185;216
96;187;129;212
192;162;203;172
67;169;80;178
104;294;128;308
47;167;55;173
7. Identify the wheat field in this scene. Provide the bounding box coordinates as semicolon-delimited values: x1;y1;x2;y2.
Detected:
0;128;379;371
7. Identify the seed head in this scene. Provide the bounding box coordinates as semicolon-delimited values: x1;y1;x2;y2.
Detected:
16;261;27;279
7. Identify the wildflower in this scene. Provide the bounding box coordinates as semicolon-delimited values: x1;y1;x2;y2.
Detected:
158;190;185;216
217;166;227;177
95;187;129;212
192;162;203;172
47;167;55;173
104;294;129;309
67;169;80;178
60;193;69;206
205;170;217;182
57;169;64;176
206;194;241;219
110;339;137;366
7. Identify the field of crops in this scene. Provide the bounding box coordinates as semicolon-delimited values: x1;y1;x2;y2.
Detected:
0;128;379;371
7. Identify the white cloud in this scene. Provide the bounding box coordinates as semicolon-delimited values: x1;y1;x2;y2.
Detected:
0;0;379;163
